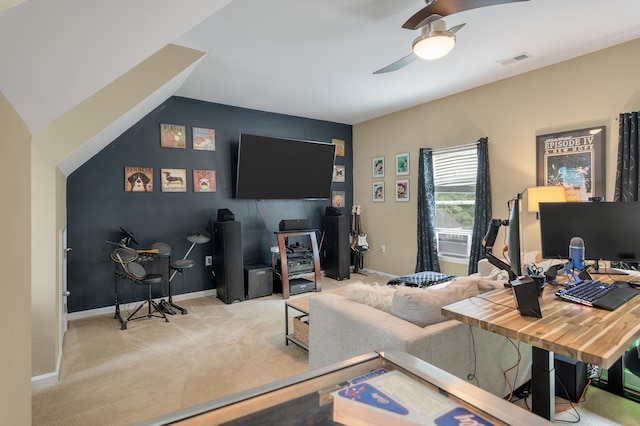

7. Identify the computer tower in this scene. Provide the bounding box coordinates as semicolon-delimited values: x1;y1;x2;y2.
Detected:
244;264;273;299
324;215;350;280
554;353;588;402
214;221;244;304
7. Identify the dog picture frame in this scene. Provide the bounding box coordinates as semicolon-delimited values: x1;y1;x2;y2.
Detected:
124;166;153;192
192;127;216;151
160;123;186;149
193;170;216;192
333;165;345;182
161;168;187;192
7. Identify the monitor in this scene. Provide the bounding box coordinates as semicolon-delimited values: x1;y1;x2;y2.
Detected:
539;201;640;263
235;134;336;200
507;197;522;278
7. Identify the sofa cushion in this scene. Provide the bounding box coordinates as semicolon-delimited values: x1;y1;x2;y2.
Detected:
346;281;396;313
391;277;479;327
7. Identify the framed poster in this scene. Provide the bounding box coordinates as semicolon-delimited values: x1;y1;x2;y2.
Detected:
333;165;345;182
395;179;409;202
124;166;153;192
192;127;215;151
396;153;409;176
160;123;186;149
161;168;187;192
332;138;345;157
372;156;384;177
373;181;384;202
332;190;345;208
193;170;216;192
536;126;605;201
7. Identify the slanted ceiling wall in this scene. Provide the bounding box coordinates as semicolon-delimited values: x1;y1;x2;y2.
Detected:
66;96;353;312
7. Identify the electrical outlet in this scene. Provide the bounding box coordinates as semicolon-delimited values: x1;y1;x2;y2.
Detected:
205;255;213;266
380;244;386;253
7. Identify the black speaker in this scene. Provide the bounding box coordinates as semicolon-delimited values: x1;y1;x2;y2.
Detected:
244;264;273;299
324;215;350;280
511;276;542;318
217;208;235;222
554;353;588;402
214;221;244;304
279;219;312;231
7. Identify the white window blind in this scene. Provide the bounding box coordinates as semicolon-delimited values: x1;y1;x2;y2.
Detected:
433;147;477;192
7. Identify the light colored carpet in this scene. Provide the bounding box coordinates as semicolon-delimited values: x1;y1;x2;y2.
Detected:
32;272;640;425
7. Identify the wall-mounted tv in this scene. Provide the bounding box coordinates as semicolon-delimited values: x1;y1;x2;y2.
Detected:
235;134;336;200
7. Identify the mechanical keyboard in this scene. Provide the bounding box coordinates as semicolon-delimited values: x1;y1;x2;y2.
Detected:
556;280;639;311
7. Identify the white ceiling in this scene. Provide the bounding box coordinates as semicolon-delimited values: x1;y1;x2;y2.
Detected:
2;0;640;162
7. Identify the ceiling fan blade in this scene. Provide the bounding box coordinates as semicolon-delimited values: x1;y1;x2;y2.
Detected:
403;0;529;30
448;23;466;34
373;52;418;74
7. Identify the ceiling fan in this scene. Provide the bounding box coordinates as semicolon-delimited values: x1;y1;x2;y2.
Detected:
373;0;529;74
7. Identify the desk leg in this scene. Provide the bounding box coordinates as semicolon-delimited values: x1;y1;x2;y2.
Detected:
285;305;290;346
531;347;555;421
607;356;624;395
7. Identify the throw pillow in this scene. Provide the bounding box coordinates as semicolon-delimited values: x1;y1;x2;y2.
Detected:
387;271;455;287
391;278;479;327
346;282;396;313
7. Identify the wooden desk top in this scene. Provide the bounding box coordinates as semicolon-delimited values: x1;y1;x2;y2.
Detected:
441;277;640;368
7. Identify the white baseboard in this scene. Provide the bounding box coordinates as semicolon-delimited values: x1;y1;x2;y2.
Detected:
67;289;216;321
32;347;63;389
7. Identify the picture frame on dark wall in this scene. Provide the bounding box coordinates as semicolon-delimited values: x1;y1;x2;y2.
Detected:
373;181;384;202
332;138;345;157
161;168;187;192
396;152;409;176
332;190;345;208
192;127;216;151
395;179;409;202
536;126;605;201
160;123;186;149
193;170;216;192
124;166;153;192
333;165;345;182
372;156;384;178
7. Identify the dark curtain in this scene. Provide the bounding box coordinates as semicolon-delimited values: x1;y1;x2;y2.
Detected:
416;148;440;272
614;112;640;201
468;137;492;274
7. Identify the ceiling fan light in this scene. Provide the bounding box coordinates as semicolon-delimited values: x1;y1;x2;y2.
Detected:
412;33;455;60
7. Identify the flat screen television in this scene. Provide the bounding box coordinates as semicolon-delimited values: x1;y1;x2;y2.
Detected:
539;201;640;263
235;134;336;200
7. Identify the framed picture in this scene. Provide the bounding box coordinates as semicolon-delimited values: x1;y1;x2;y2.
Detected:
332;190;345;208
333;165;345;182
536;126;605;201
160;123;186;149
193;170;216;192
396;152;409;176
124;166;153;192
332;138;345;157
372;181;384;202
395;179;409;202
160;168;187;192
372;156;384;177
192;127;215;151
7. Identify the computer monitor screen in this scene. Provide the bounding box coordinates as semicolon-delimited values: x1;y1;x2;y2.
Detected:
539;201;640;263
507;197;522;277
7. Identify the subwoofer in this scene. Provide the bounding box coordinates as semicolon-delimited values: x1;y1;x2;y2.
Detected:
324;214;350;280
214;221;244;304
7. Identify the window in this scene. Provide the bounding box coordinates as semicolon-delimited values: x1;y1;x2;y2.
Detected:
432;146;478;262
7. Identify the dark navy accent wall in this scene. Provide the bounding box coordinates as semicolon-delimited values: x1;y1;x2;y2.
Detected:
67;96;353;312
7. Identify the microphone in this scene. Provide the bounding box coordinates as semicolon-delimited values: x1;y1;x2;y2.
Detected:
569;237;585;270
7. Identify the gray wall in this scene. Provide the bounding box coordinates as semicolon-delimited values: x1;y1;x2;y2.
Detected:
67;96;352;312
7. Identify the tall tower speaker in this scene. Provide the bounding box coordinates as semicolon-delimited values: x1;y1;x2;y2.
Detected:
324;214;350;280
214;221;244;304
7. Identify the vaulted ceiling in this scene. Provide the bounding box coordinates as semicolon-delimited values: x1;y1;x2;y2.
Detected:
2;0;640;173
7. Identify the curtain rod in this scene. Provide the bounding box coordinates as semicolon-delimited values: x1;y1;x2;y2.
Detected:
430;140;483;154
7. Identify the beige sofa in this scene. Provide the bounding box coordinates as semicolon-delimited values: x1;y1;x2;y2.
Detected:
308;275;532;398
